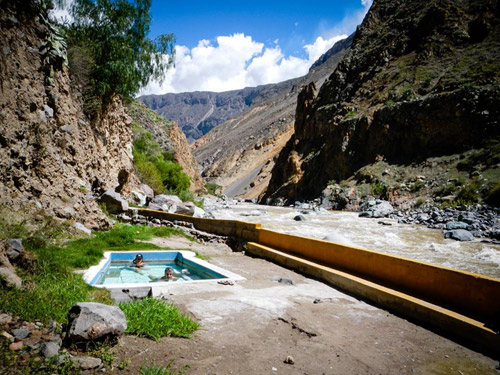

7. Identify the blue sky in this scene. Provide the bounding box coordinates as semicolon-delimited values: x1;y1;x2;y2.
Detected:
149;1;369;60
53;0;372;94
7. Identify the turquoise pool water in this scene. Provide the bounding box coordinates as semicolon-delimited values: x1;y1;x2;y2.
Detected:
88;251;227;286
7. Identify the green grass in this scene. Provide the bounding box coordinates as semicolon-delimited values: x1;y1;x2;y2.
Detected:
0;215;193;324
140;360;189;375
120;298;199;341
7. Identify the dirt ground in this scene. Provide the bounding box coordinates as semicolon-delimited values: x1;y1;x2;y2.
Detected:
112;236;500;375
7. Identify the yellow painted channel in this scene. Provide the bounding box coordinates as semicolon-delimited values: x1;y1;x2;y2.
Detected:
136;208;500;354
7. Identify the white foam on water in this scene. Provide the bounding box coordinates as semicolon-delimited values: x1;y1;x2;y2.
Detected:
209;202;500;279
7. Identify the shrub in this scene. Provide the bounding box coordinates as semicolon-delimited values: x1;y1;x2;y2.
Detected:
486;182;500;206
132;131;192;197
371;182;388;198
415;197;425;207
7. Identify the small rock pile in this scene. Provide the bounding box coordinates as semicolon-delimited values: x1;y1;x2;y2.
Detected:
0;302;126;372
392;204;500;242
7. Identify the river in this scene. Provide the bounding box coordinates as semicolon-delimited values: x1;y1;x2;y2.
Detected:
206;200;500;280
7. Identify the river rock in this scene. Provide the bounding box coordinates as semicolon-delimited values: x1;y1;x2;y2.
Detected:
98;190;129;214
445;221;468;230
294;215;306;221
359;200;394;218
444;229;474;242
65;303;126;345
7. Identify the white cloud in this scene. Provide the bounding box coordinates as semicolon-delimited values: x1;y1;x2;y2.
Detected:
140;1;373;95
139;32;347;95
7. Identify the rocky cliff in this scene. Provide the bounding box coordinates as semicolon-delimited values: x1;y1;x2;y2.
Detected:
192;36;353;198
0;1;138;228
263;0;500;205
127;101;204;192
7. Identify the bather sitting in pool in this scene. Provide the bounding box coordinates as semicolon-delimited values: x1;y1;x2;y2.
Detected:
150;266;178;282
132;254;144;268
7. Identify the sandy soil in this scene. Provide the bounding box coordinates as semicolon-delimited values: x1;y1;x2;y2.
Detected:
112;236;499;375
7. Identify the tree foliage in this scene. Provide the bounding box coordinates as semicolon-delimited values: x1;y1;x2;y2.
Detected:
66;0;175;111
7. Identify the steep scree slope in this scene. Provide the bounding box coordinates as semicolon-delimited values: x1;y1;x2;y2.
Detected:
192;36;353;198
263;0;500;204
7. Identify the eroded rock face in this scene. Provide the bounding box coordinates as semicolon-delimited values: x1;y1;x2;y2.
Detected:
263;0;500;205
0;1;136;228
65;303;126;345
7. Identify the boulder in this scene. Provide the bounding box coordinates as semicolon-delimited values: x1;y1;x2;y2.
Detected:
98;190;129;214
445;221;468;230
359;200;394;218
65;303;126;345
444;229;474;242
73;222;91;235
148;194;182;211
174;202;206;217
140;184;155;201
294;215;306;221
130;190;147;206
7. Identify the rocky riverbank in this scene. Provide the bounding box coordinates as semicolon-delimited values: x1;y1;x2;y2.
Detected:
204;196;500;244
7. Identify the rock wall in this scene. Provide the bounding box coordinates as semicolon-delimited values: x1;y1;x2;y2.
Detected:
0;1;136;228
263;0;500;204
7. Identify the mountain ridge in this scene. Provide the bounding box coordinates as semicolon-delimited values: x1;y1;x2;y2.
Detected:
191;35;353;198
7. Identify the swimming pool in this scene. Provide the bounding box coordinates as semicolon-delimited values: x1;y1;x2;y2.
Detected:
83;251;245;289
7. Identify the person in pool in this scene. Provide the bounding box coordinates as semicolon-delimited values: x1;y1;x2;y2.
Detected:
150;267;178;282
132;254;144;268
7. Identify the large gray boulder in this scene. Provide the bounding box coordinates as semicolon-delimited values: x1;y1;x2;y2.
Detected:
444;229;474;242
175;202;206;217
65;303;126;345
98;190;129;214
359;200;394;218
148;194;182;211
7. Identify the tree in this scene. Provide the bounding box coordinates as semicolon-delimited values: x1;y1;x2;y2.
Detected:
66;0;174;112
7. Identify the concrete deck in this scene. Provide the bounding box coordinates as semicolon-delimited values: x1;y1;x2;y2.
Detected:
114;236;500;375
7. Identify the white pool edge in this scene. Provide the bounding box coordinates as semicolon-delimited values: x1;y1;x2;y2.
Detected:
82;250;245;289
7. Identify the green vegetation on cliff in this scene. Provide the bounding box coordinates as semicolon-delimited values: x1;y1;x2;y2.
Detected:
132;127;193;201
